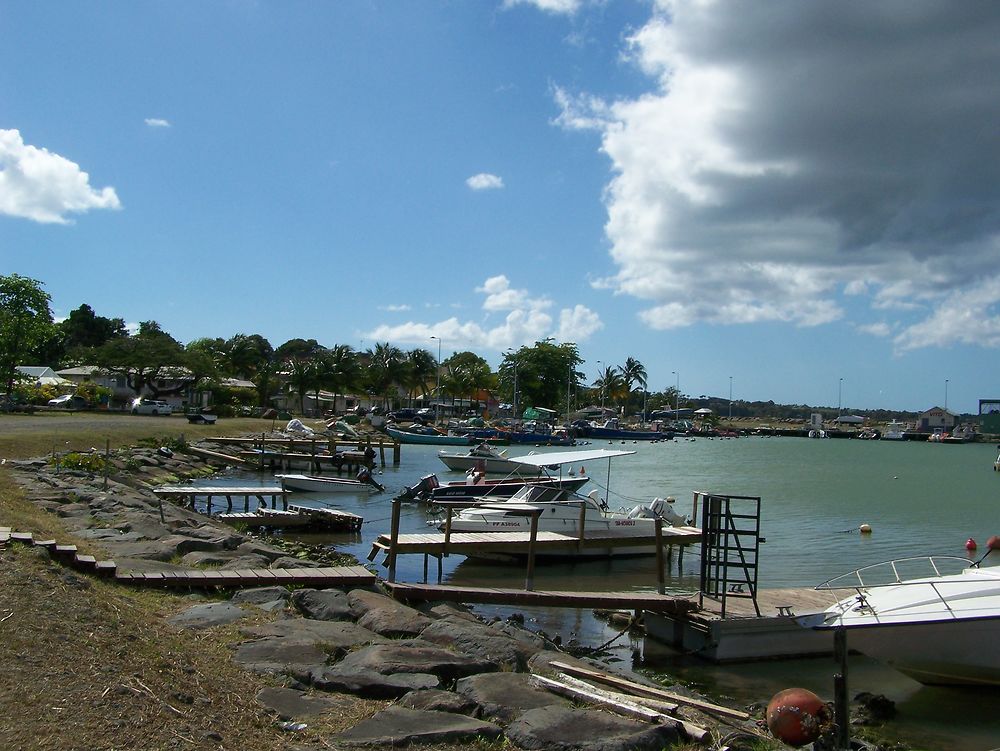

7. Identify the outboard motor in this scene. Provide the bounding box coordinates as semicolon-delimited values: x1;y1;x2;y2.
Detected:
649;496;691;526
395;474;439;503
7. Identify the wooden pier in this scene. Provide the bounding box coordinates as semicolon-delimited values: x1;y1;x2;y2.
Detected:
644;587;839;661
209;435;401;467
152;485;290;517
385;582;697;615
218;503;364;532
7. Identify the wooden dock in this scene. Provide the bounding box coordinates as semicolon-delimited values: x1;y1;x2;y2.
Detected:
370;527;702;560
209;435;400;467
218;503;363;532
386;582;697;615
153;485;290;515
644;587;840;661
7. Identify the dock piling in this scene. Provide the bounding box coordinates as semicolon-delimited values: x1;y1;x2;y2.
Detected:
388;498;401;583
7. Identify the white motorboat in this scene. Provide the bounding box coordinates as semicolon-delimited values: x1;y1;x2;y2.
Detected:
797;547;1000;686
275;473;383;493
436;443;544;474
882;419;907;440
439;486;693;558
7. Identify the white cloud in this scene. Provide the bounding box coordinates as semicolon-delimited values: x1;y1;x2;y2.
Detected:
144;118;171;128
857;322;892;338
365;276;602;352
466;173;504;191
0;129;121;224
503;0;583;15
476;275;552;313
380;303;412;312
555;1;1000;349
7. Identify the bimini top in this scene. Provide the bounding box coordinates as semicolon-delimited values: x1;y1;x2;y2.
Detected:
507;448;636;467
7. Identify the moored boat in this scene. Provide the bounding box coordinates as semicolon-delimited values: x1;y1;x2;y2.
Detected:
275;473;384;493
395;471;591;503
437;443;544;474
385;426;475;446
797;542;1000;686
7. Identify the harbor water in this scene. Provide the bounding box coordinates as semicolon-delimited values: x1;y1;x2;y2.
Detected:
205;435;1000;750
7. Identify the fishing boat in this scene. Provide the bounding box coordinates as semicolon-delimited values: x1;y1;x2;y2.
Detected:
275;473;384;493
797;542;1000;686
385;425;474;446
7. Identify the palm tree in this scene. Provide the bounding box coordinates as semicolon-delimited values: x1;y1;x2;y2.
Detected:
403;348;437;407
286;356;322;415
621;356;648;416
325;344;361;415
593;365;625;412
364;342;405;409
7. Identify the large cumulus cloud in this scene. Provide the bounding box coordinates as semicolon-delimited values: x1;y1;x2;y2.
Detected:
557;1;1000;351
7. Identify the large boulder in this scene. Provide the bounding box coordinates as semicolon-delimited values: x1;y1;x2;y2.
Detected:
333;640;498;681
455;672;571;724
167;602;248;630
291;588;353;621
334;706;502;746
347;589;432;637
240;619;385;657
505;705;680;751
233;638;329;675
397;688;479;715
308;666;439;699
255;687;346;720
419;615;546;672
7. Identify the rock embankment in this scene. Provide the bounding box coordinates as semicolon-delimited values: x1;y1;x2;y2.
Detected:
9;440;769;750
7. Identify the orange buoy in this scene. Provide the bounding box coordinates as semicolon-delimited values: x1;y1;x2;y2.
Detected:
966;538;977;551
766;688;831;747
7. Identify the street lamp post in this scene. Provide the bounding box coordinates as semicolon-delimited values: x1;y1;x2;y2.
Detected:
566;363;572;419
838;377;843;417
671;371;679;414
728;375;733;421
597;360;604;411
945;379;949;411
430;336;441;425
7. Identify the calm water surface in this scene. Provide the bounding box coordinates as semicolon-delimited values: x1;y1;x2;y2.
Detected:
204;436;1000;750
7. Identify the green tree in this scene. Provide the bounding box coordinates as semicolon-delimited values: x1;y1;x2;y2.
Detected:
61;303;127;349
403;348;437;407
621;356;648;415
224;333;274;379
324;344;361;414
363;342;404;409
0;274;55;395
498;341;581;417
592;365;625;411
90;321;213;398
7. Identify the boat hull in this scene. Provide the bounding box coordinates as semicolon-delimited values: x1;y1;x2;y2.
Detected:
437;453;542;474
275;474;377;493
840;617;1000;686
386;427;474;446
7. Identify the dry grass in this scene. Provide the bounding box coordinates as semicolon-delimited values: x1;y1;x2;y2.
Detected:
0;414;517;750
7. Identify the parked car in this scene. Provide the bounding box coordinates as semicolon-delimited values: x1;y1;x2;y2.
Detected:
47;394;88;409
386;408;422;423
130;398;173;416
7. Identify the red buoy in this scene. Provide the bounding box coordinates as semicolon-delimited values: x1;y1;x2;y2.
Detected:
766;688;831;747
966;538;978;551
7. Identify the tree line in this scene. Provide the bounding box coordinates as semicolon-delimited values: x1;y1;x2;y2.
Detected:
0;274;670;417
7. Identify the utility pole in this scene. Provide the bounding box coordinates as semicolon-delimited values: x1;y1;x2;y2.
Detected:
430;336;441;425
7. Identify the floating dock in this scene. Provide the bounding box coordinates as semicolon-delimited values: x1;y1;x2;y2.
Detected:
644;587;837;661
152;485;290;515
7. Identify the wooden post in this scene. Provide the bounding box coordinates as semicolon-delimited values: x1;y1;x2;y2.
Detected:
388;498;401;583
379;439;386;468
225;494;233;513
443;508;452;557
206;493;213;515
655;519;665;595
691;491;699;527
834;627;851;750
103;438;110;490
393;440;401;466
422;553;428;582
157;497;165;523
311;438;317;473
525;511;540;592
577;501;587;554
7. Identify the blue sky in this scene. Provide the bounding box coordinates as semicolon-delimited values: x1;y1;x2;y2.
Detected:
3;1;999;415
